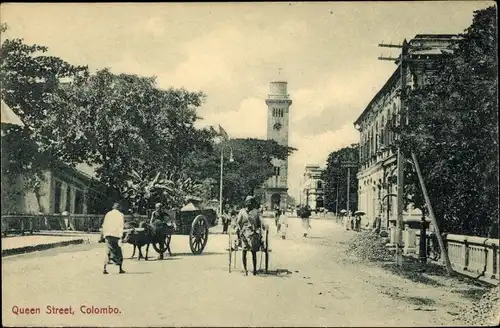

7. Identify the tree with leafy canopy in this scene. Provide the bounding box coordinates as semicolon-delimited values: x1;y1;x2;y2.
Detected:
183;138;296;207
1;27;89;213
321;144;359;213
1;28;218;213
60;69;218;212
400;6;498;236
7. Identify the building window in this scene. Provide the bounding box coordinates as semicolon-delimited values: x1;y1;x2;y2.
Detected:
317;181;323;189
54;181;62;213
274;166;280;176
75;189;84;214
272;108;285;118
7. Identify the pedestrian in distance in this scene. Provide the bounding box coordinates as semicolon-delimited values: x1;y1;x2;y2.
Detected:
274;205;281;233
279;209;288;239
299;205;312;237
102;202;125;274
354;214;362;232
236;195;262;276
222;204;231;234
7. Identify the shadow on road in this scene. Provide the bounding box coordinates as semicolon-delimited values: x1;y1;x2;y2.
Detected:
130;257;182;261
256;268;294;278
380;262;445;287
451;286;488;301
171;251;226;257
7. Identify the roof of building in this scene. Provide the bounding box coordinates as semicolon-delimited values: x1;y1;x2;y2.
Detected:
353;34;459;127
1;100;24;127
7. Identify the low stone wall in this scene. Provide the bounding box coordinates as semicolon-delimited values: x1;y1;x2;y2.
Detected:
413;230;499;285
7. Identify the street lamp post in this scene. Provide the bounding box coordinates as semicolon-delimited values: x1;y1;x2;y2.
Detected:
219;144;234;220
335;183;339;216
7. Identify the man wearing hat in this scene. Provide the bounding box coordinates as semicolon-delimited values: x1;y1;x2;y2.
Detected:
235;195;262;276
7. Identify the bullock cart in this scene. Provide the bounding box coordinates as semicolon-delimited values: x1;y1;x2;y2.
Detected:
123;208;218;256
227;222;271;273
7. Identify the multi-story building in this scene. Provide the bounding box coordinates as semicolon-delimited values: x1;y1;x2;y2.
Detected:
353;34;460;229
299;164;324;210
262;81;292;210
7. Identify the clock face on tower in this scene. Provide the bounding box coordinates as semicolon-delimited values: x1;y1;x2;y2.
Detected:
273;122;282;131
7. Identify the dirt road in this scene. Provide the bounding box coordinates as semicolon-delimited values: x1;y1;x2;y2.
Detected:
2;217;486;326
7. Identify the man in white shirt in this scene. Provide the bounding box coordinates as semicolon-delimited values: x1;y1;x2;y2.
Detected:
102;202;125;274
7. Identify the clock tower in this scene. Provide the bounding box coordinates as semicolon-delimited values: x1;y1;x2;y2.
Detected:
262;81;292;210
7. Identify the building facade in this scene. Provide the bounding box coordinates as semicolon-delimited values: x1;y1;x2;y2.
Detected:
354;34;459;229
1;102;93;215
1;162;93;215
262;81;292;210
299;164;324;210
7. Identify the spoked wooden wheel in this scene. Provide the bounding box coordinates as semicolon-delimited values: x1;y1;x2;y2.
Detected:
189;215;209;255
152;233;171;255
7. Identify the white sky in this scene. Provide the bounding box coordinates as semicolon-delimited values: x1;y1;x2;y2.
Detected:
1;1;493;199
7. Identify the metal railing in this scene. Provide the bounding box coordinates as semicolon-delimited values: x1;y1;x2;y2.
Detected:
1;213;148;236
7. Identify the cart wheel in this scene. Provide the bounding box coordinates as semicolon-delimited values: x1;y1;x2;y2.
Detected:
189;215;209;255
152;233;171;256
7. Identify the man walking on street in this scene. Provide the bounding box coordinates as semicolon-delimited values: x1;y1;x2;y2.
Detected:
274;205;281;233
279;208;288;239
299;205;312;237
102;202;125;274
222;204;231;234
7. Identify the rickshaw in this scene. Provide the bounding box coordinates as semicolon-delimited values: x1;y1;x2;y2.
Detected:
227;219;271;273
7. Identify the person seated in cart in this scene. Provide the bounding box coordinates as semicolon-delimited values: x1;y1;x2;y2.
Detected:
150;203;165;224
235;195;263;276
150;202;177;233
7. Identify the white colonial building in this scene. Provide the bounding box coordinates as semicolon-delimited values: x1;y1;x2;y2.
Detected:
354;34;460;230
299;164;324;210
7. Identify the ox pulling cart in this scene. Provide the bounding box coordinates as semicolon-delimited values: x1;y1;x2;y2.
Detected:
123;208;218;257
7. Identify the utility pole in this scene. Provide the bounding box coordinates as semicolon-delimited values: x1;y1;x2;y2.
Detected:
379;39;409;266
411;152;454;275
346;167;351;216
341;156;358;219
335;183;339;215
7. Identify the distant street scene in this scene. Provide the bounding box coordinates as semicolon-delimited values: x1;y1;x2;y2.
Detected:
1;2;499;327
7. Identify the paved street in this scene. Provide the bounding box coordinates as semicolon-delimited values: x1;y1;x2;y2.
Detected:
2;217;481;327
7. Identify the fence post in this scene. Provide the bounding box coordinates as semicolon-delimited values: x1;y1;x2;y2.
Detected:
485;239;498;280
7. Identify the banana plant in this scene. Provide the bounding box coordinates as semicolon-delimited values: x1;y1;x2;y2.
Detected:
122;169;205;212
